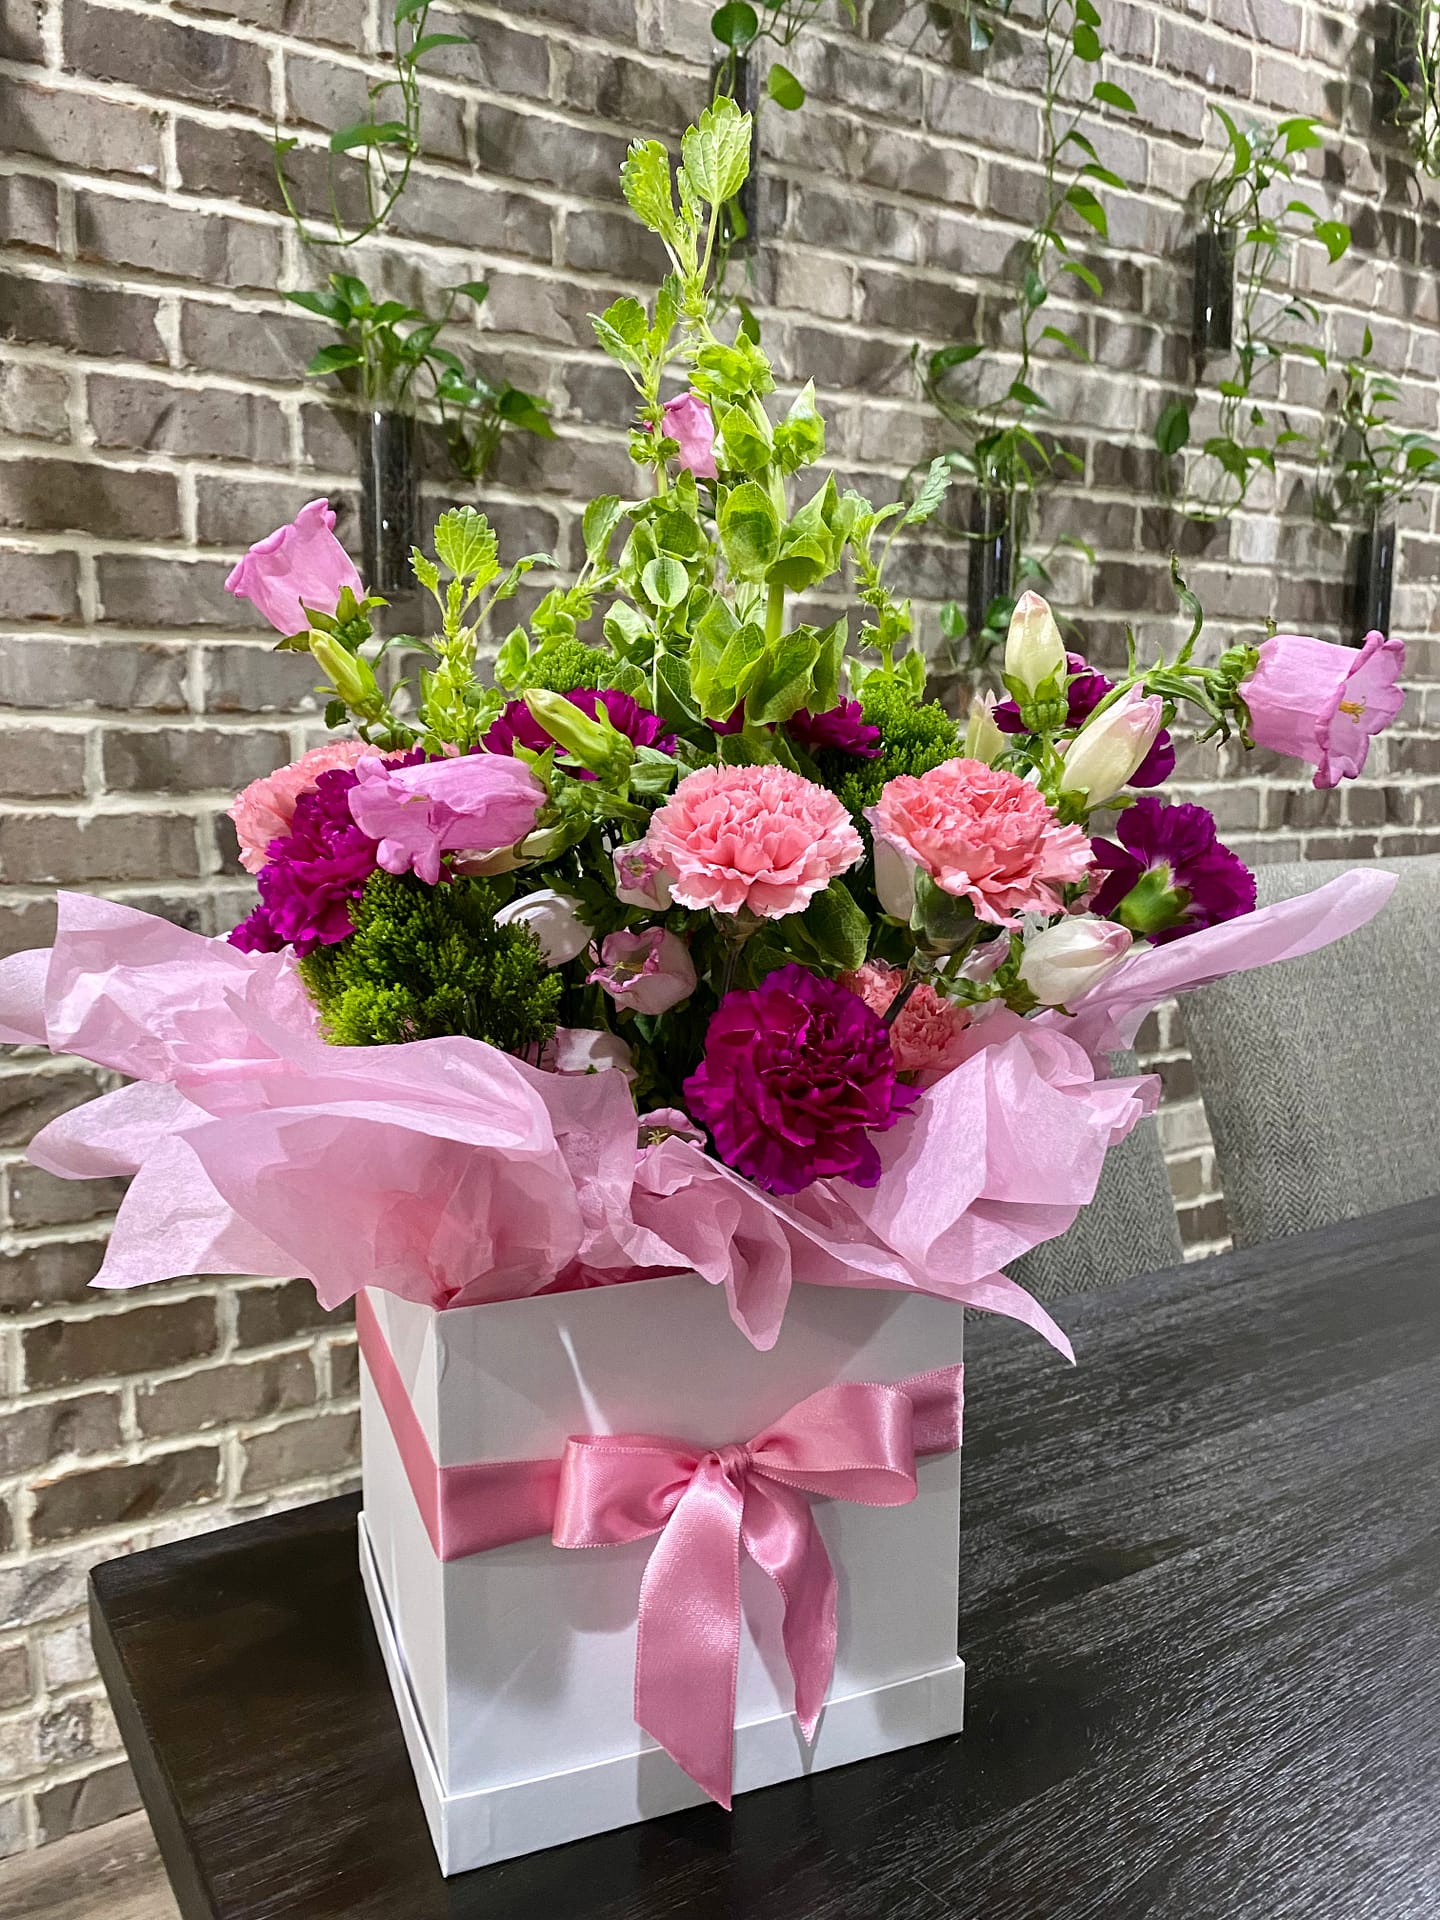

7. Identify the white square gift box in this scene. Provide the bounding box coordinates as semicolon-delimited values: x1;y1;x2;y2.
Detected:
358;1270;967;1874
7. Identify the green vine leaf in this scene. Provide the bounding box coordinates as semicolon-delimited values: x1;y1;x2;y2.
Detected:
434;507;499;585
766;63;805;109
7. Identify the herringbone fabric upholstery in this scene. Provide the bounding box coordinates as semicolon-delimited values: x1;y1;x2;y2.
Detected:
1010;1051;1183;1300
1182;857;1439;1247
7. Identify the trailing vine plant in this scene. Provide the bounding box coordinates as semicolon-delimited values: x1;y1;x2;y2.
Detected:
284;274;554;482
1380;0;1440;174
271;0;461;250
918;0;1137;673
1315;324;1440;526
270;4;551;486
1154;108;1350;522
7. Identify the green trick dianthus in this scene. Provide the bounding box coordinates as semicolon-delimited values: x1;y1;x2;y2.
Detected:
298;869;564;1050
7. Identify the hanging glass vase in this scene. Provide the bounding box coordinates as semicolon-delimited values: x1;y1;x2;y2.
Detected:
359;409;418;596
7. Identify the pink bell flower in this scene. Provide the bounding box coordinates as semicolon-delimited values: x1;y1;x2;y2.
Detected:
224;499;364;637
588;927;697;1015
1241;629;1406;789
660;393;717;480
346;754;546;888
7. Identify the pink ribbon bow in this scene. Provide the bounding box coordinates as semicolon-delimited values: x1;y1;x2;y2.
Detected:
357;1294;962;1809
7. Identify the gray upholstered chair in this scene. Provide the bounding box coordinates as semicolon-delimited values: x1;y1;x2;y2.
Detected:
1010;1051;1184;1300
1181;855;1439;1247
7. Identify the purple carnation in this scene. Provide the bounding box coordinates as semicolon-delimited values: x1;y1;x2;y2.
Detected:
482;688;675;778
996;652;1175;788
1091;796;1256;944
683;963;919;1196
228;752;423;956
785;700;882;759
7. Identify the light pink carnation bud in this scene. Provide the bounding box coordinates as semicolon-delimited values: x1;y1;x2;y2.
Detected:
346;754;546;887
228;739;377;874
1017;914;1132;1006
224;498;363;636
842;960;973;1086
659;392;717;480
588;927;697;1015
1240;628;1405;789
1059;687;1165;806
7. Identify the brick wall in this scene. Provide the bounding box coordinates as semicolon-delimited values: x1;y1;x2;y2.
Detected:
0;0;1435;1855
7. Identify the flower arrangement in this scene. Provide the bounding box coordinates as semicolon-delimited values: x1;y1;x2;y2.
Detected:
0;99;1404;1352
0;98;1409;1853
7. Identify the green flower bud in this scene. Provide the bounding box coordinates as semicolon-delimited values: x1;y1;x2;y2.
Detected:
311;633;382;719
524;689;634;782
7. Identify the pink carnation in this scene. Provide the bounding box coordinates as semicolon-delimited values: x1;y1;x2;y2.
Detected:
228;739;377;875
870;757;1091;927
642;763;862;919
843;960;973;1084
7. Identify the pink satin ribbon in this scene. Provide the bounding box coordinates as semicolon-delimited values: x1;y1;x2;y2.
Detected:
357;1292;963;1808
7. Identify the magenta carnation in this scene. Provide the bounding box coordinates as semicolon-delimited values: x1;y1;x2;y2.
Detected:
482;688;676;778
228;739;377;875
683;964;918;1195
228;752;422;956
1090;796;1256;944
785;700;882;759
994;652;1175;787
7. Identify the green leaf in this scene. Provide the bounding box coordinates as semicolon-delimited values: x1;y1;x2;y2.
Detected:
1081;160;1127;190
451;279;490;306
1072;20;1101;59
284;288;352;324
1041;323;1088;361
1022;265;1048;310
305;343;364;377
1075;0;1100;21
766;61;804;109
652;649;701;729
718;481;780;579
583;495;625;566
1064;181;1108;238
1154;397;1190;456
765;535;830;594
330;120;411;153
1007;379;1049;410
410;30;470;56
903;455;952;527
797;880;869;971
680;94;752;209
711;0;759;46
393;0;429;20
434;506;498;585
1278;115;1323;153
620;138;677;241
410;548;440;595
1314;219;1350;263
717;401;773;474
1406;444;1439;469
929;341;985;378
641;554;689;610
604;600;653;661
495;387;554;437
1213;104;1251;174
1060;259;1103;297
772;379;825;473
1092;78;1136;112
742;627;823;723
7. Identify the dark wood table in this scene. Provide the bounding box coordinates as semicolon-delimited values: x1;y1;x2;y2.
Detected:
91;1199;1440;1920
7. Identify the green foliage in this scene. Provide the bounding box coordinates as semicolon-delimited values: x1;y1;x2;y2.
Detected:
1156;109;1351;521
1381;2;1440;175
520;640;647;699
299;871;563;1050
1317;324;1440;524
919;0;1133;659
270;0;466;248
828;679;963;814
284;275;551;482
